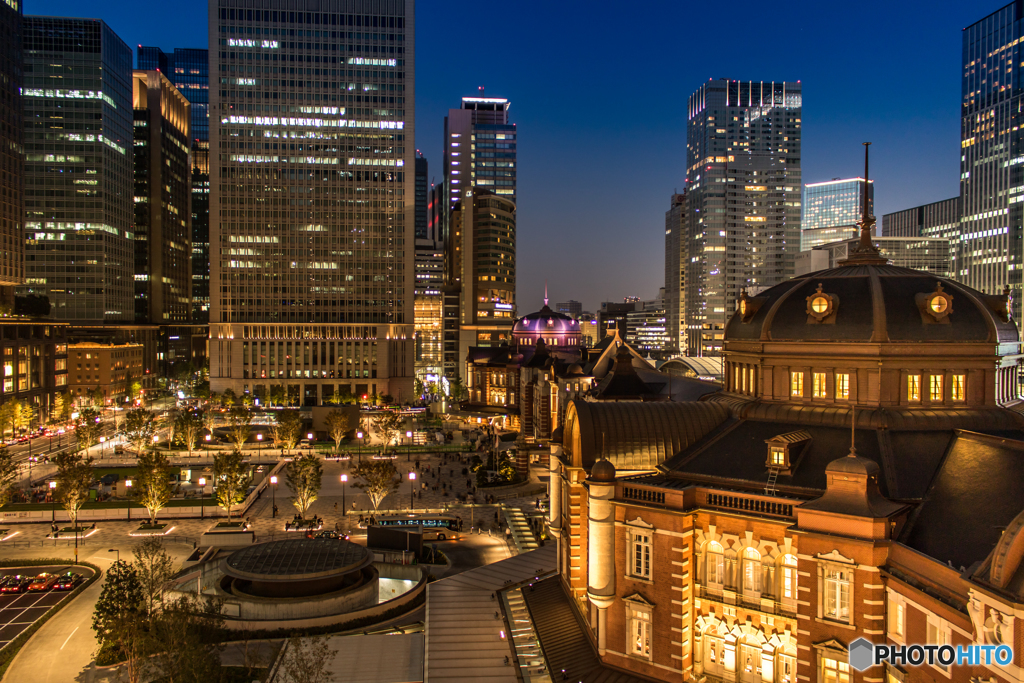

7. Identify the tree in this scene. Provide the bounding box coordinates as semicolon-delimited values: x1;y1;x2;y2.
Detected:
89;387;105;407
136;450;171;525
279;635;337;683
174;410;204;457
351;460;399;512
324;409;351;454
54;451;94;531
50;392;67;425
13;400;35;436
202;409;216;441
287;452;322;519
124;408;155;455
0;400;14;439
325;391;342;406
92;560;147;683
226;407;252;453
372;411;403;449
213;450;249;520
152;594;225;683
413;378;424;398
222;387;238;408
449;377;466;402
0;446;17;507
76;407;101;449
126;372;143;406
132;536;174;617
268;384;286;408
272;409;302;454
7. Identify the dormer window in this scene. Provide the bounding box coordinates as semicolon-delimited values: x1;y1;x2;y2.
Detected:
765;430;811;473
769;446;786;467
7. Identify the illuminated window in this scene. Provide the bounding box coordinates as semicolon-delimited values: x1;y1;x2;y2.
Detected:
813;372;827;398
790;371;804;397
778;653;796;683
769;446;786;467
628;606;652;659
835;373;849;400
888;594;905;638
929;295;948;314
927;618;951;671
952;374;966;401
929;375;943;402
629;530;651;579
811;295;829;314
706;541;725;588
822;657;850;683
907;375;921;401
742;547;762;595
780;555;798;608
824;567;851;622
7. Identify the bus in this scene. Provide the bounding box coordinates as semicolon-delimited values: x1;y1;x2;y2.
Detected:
371;514;462;541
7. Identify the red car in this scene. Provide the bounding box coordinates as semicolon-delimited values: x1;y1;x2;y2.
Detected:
27;573;58;591
53;572;82;591
0;575;31;593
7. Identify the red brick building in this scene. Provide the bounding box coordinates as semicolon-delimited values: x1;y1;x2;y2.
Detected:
545;232;1024;683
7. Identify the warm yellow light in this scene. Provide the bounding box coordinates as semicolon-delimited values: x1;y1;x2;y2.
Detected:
930;296;948;314
811;296;829;314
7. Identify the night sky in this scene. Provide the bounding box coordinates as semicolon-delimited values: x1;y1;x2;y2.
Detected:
31;0;987;313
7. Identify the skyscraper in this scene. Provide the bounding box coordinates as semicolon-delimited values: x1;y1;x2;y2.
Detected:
138;47;211;324
0;0;23;304
881;196;960;274
664;191;687;354
414;153;427;239
555;300;582;319
961;4;1021;314
132;70;192;326
208;1;415;405
684;79;802;356
414;181;444;386
21;17;134;323
443;96;516;209
800;177;872;250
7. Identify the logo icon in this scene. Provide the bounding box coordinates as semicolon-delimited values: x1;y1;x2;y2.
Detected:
849;638;874;672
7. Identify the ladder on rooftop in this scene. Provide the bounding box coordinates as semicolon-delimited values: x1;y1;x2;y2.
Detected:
765;467;780;496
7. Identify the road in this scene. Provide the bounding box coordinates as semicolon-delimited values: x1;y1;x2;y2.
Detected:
0;565;86;649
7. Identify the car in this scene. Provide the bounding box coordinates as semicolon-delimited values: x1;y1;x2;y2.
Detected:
0;575;31;593
53;572;82;591
28;573;58;591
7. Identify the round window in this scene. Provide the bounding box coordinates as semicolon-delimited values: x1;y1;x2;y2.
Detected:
810;296;830;314
739;299;748;315
930;295;948;314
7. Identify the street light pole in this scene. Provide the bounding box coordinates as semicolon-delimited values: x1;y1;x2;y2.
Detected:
406;430;412;461
408;471;416;511
198;477;206;520
257;433;262;462
270;475;278;517
125;479;132;522
49;480;56;528
108;548;119;563
340;474;347;516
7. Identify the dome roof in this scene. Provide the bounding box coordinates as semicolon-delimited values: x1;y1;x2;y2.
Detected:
726;263;1018;345
513;304;580;334
589;458;617;482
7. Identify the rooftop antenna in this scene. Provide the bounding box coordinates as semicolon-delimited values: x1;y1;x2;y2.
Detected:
857;142;873;251
478;85;485;97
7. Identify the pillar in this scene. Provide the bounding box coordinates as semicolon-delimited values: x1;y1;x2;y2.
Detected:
587;475;616;655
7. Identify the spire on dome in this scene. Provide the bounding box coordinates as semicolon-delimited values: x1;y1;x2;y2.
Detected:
838;142;888;267
544;281;549;307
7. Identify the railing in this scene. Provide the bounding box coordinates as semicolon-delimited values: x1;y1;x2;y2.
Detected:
702;491;795;518
696;585;798;618
623;486;666;505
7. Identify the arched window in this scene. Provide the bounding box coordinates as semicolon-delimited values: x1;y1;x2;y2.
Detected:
743;547;762;595
703;625;728;677
706;542;725;589
779;554;797;611
738;640;762;683
776;644;797;683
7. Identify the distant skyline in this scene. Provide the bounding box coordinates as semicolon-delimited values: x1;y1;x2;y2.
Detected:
31;0;978;312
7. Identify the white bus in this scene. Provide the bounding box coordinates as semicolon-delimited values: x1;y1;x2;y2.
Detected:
371;514;462;541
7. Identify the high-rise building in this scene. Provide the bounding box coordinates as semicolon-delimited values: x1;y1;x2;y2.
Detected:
664;191;687;354
21;17;134;323
555;300;582;319
132;70;192;326
138;47;211;324
625;291;669;355
443;96;516;210
881;196;961;274
0;0;23;305
685;79;802;356
961;4;1023;316
414;181;444;385
414;154;428;239
597;300;638;339
795;236;950;277
208;1;415;405
800;177;872;250
442;189;515;378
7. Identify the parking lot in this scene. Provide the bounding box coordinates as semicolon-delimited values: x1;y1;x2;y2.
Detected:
0;565;92;650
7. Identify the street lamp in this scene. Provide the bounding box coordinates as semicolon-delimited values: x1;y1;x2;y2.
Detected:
408;471;416;511
270;475;278;517
340;474;348;516
108;548;120;563
99;436;106;459
49;480;56;527
125;479;132;522
198;477;206;520
406;430;413;461
256;433;263;461
307;432;314;451
356;431;364;462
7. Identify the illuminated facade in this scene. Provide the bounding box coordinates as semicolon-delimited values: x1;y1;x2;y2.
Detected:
961;3;1024;320
795;236;951;277
414;175;443;384
132;70;192;325
685;80;802;356
664;191;688;353
443;96;516;210
882;196;961;277
20;17;134;323
625;293;669;354
0;0;23;302
800;177;872;250
208;0;416;405
138;46;212;324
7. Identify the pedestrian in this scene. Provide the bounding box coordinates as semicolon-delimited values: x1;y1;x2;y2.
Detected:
334;502;338;512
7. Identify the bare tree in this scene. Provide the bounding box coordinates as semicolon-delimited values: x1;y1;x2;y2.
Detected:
351;460;399;512
124;408;155;455
132;536;175;617
279;635;337;683
174;410;204;457
372;411;403;449
287;452;323;519
226;407;252;453
324;409;351;454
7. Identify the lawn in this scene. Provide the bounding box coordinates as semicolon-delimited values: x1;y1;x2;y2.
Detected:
0;498;220;512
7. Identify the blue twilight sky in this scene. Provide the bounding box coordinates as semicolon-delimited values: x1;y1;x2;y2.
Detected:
30;0;987;312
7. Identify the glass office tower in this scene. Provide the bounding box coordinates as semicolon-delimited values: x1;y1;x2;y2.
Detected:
20;17;134;323
138;46;211;323
800;178;872;251
443;96;516;210
961;3;1024;319
684;79;802;356
208;1;415;405
0;0;24;303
